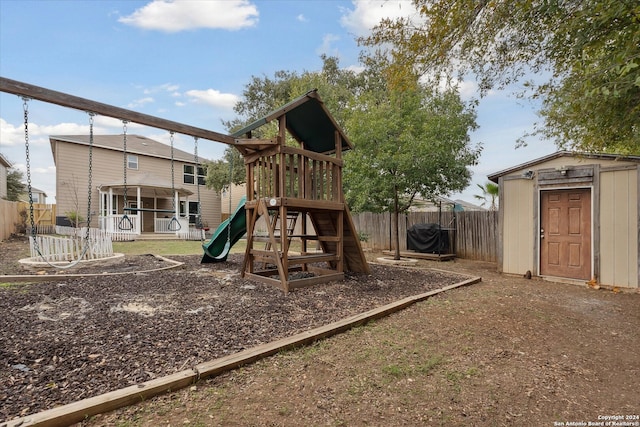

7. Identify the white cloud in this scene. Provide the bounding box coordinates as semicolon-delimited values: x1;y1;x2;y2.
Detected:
429;77;479;101
316;33;340;57
142;83;180;95
127;97;155;109
185;89;239;110
0;118;23;146
119;0;259;32
1;119;90;147
340;0;416;37
297;14;307;23
346;64;365;74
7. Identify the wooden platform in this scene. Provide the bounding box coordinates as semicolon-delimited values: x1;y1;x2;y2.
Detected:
382;250;456;261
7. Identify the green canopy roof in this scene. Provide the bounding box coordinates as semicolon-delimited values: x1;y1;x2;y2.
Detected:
231;90;352;154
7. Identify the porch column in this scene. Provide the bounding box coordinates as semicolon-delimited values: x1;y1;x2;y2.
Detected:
174;190;180;235
136;187;142;234
108;188;113;232
185;194;190;222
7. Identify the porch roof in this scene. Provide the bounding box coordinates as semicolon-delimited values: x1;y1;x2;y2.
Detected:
98;172;194;197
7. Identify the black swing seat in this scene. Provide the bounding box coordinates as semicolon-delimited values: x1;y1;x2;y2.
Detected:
122;207;177;213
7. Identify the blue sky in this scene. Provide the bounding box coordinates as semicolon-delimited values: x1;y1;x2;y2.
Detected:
0;0;557;204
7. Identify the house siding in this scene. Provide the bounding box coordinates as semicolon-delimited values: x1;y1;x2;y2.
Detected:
54;139;221;229
0;162;7;199
221;183;246;216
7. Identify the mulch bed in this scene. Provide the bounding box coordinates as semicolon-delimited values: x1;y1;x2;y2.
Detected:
0;253;466;422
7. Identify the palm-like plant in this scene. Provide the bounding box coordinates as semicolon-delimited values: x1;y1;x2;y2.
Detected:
474;182;499;211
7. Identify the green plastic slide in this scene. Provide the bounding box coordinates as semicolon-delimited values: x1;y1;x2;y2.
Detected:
201;195;247;263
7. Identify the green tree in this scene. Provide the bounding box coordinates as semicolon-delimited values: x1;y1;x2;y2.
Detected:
360;0;640;154
474;182;499;211
344;67;480;260
5;168;26;201
211;55;363;192
204;147;245;192
221;55;480;260
223;55;361;134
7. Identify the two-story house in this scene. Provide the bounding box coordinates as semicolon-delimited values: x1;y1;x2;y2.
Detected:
0;153;10;200
19;186;48;204
50;134;221;237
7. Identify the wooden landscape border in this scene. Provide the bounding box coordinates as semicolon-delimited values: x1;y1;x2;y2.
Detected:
4;273;481;427
0;255;184;283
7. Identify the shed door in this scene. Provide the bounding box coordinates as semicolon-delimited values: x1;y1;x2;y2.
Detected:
540;189;591;280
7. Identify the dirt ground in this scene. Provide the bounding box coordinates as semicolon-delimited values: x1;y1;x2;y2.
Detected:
1;235;639;427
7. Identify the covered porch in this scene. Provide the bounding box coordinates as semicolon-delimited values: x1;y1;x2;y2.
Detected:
97;174;203;239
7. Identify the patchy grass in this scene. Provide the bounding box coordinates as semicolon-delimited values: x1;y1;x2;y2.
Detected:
112;239;247;256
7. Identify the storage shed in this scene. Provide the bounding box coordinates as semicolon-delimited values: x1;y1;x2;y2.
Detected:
488;151;639;289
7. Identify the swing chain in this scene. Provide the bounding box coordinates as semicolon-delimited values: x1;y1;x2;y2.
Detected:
226;151;234;244
122;120;129;206
84;113;95;242
117;120;134;231
170;131;176;213
194;137;204;231
22;100;95;268
22;98;36;241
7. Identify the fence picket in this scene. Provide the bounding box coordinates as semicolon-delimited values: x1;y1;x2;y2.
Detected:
28;228;114;262
352;210;498;262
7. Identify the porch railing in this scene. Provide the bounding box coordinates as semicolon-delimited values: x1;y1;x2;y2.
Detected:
97;215;203;240
99;214;140;241
155;217;187;234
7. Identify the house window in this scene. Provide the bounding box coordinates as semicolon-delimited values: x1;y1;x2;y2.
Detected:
188;201;201;225
127;155;138;170
183;165;194;184
184;165;207;185
197;166;207;185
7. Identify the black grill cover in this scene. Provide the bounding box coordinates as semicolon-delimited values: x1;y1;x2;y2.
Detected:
407;223;449;254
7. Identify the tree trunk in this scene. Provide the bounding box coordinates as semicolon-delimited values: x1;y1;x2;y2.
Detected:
393;188;401;260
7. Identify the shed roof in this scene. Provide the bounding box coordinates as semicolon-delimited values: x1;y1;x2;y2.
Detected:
50;135;201;164
231;90;352;154
487;151;640;183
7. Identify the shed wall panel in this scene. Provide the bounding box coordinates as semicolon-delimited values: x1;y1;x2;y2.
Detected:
502;179;534;275
599;169;638;288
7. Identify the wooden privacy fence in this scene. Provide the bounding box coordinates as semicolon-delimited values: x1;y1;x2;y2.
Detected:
0;200;57;241
351;210;498;262
18;202;56;226
0;199;21;241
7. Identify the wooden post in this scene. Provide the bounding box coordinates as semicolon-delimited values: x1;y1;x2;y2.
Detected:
337;210;344;273
335;131;343;203
280;206;289;287
0;77;235;145
278;116;286;199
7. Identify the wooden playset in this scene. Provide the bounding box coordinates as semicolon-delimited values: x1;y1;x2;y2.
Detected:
0;78;369;292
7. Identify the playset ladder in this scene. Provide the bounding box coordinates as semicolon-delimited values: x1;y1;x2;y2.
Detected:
256;210;299;269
